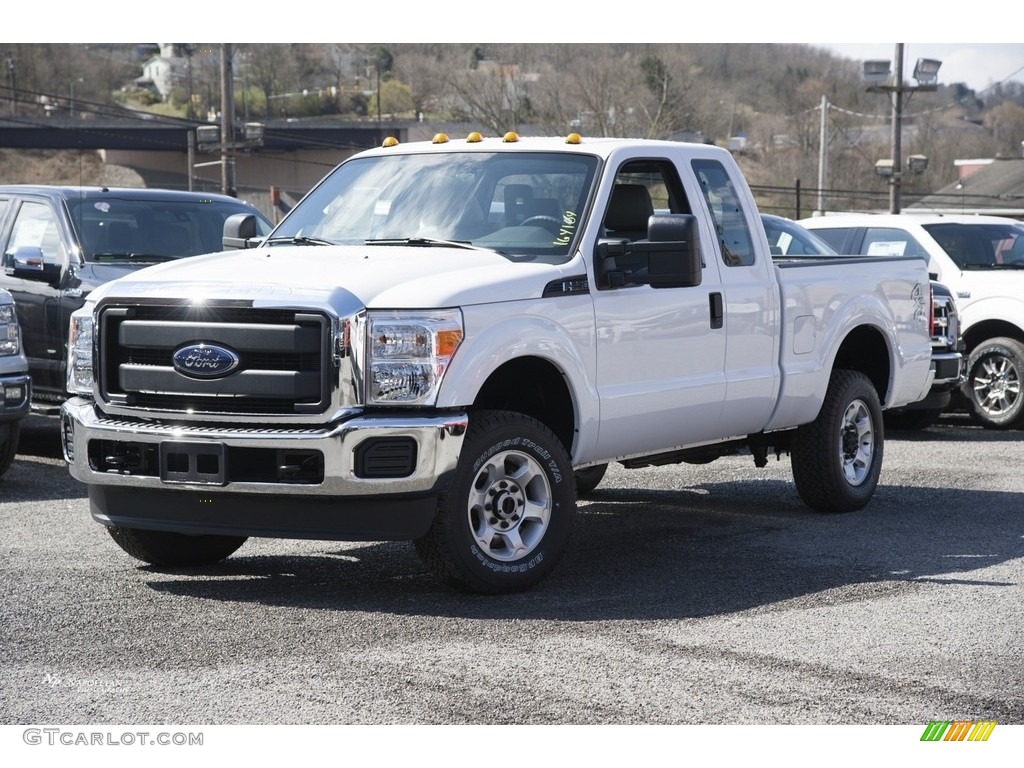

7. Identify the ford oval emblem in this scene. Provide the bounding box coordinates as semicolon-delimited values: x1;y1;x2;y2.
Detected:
172;343;240;379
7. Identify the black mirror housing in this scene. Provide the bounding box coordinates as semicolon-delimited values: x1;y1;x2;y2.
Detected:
595;213;702;289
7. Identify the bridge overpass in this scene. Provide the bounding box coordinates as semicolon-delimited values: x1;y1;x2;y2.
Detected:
0;115;409;216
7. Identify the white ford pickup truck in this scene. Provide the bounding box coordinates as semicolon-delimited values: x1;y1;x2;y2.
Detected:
60;133;934;593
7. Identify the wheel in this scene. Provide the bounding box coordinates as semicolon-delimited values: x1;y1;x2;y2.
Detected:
520;215;561;233
0;421;19;479
791;370;883;513
414;410;576;594
107;526;247;567
574;463;608;496
883;407;942;431
962;337;1024;429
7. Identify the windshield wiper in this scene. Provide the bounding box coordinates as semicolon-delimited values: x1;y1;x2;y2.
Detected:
364;237;482;251
263;235;336;246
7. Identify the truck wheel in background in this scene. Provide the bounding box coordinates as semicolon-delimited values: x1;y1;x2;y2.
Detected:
414;410;576;594
107;526;248;567
0;422;19;479
962;337;1024;430
791;370;883;513
574;463;608;497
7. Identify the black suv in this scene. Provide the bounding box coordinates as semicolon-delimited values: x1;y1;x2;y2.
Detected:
0;186;274;411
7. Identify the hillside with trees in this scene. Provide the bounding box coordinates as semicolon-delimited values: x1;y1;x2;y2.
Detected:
2;42;1023;214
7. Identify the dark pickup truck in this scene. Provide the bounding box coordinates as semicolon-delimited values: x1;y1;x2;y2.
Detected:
0;185;273;413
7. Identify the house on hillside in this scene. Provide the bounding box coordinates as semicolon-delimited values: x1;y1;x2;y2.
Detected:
910;154;1024;219
135;44;189;102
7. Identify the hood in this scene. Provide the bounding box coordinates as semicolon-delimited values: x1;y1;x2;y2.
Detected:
85;244;577;314
72;260;159;296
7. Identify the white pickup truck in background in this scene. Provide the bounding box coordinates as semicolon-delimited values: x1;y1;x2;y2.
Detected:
60;133;934;593
802;213;1024;429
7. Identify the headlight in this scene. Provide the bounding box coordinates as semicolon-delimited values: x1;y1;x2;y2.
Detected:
67;307;95;395
0;303;19;356
365;309;463;405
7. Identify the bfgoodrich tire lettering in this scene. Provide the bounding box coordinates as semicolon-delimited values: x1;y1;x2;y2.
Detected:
107;526;247;567
962;337;1024;430
791;369;883;513
414;410;576;594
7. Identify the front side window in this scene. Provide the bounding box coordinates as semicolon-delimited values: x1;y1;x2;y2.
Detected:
692;159;755;267
4;200;67;268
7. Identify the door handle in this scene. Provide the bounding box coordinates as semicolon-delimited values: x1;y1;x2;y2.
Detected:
709;292;723;329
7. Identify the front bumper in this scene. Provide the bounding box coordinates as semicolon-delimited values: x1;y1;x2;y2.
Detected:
931;350;964;391
60;397;468;540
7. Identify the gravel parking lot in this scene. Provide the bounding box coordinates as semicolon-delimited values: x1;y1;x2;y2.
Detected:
1;413;1021;759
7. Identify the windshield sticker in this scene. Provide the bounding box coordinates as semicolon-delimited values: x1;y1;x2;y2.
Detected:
866;241;907;256
554;210;578;245
93;202;111;213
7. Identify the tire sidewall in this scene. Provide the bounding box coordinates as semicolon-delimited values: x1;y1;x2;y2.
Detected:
963;338;1024;429
442;412;576;593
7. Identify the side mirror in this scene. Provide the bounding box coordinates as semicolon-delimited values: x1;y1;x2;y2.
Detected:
222;213;262;250
4;246;62;285
595;213;702;289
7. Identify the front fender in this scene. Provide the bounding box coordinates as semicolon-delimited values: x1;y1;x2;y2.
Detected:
436;296;599;462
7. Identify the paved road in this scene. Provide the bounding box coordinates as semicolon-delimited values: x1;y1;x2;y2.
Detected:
1;414;1021;736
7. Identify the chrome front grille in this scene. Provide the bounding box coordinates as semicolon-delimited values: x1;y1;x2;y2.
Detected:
97;303;332;417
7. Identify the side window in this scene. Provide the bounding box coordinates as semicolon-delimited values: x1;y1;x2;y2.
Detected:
604;160;690;237
601;160;692;277
861;228;926;258
809;227;851;254
5;200;68;267
692;159;755;267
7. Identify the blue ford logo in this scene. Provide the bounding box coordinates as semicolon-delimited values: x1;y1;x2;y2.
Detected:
172;343;240;379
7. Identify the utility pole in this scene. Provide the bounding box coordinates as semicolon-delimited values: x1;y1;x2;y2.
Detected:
220;43;236;197
817;95;829;215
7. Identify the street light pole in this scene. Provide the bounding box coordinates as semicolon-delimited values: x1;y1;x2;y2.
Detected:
220;43;236;197
864;44;940;215
889;43;904;214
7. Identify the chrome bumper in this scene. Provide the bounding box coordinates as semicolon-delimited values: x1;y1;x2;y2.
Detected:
60;397;468;498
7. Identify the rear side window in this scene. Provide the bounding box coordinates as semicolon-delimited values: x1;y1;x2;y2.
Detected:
692;159;755;266
861;227;927;258
808;227;853;254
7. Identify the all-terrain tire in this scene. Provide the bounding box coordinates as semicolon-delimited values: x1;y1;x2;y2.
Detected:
0;421;19;480
414;410;576;594
791;370;883;513
962;337;1024;430
107;526;247;567
574;463;608;497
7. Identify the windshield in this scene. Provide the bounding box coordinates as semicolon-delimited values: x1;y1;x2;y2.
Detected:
68;197;273;262
269;151;599;263
923;221;1024;270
